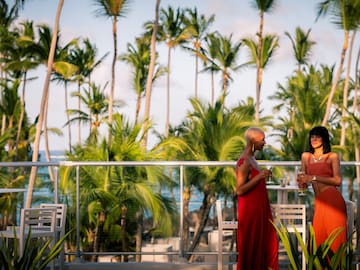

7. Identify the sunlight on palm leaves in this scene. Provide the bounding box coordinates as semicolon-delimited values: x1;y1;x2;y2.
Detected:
272;221;353;270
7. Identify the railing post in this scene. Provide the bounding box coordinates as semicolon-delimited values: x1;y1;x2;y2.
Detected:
74;165;83;262
54;166;58;204
179;165;184;258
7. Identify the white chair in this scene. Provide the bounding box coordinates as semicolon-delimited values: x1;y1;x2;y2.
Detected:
271;204;306;270
40;203;67;269
0;207;57;258
216;200;238;270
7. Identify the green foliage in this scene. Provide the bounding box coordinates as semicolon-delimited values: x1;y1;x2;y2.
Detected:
273;221;354;270
0;229;70;270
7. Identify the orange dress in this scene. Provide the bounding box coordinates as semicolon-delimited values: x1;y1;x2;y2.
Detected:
236;158;278;270
307;156;347;251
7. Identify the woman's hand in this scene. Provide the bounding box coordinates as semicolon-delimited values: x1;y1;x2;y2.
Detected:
297;174;311;185
258;169;272;181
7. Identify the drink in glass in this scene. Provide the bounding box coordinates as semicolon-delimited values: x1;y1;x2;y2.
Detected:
297;170;307;196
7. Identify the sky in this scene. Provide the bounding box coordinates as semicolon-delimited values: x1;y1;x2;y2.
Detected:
14;0;352;151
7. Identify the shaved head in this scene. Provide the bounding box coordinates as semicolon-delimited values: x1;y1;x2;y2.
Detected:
245;127;264;143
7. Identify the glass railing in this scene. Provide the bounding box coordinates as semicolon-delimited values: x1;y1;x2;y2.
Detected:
0;160;359;265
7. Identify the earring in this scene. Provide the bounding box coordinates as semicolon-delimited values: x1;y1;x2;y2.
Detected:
252;144;255;153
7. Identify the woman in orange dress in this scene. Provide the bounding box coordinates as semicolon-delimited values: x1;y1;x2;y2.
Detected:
235;127;278;270
297;126;347;252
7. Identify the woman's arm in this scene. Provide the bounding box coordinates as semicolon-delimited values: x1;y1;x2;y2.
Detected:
235;159;270;196
300;152;342;186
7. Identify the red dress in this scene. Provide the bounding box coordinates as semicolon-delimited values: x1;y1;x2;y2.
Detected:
236;158;278;270
307;155;347;251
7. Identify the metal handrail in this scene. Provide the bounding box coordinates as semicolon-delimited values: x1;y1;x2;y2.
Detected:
1;160;359;264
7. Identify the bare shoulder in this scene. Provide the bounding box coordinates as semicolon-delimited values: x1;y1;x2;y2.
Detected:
301;152;311;160
328;152;340;161
236;156;250;168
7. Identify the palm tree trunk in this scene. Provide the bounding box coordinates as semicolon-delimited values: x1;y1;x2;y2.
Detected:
92;211;105;262
340;32;356;201
1;115;5;136
15;71;26;161
322;31;349;126
187;193;214;262
194;48;199;98
43;96;55;182
353;43;360;251
255;11;264;123
64;82;72;152
211;71;215;106
340;31;356;146
121;205;128;262
77;81;81;144
165;47;171;138
182;186;191;252
135;93;141;124
107;17;118;144
142;0;160;149
26;0;64;208
135;211;143;262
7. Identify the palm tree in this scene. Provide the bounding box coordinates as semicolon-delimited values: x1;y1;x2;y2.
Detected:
68;38;109;144
11;21;39;160
0;79;21;155
242;34;279;115
158;6;189;137
211;33;242;103
61;113;177;262
317;0;360;126
340;29;358;147
53;60;79;152
119;35;166;123
0;0;20;138
65;82;120;144
92;0;132;143
202;32;221;106
173;96;261;260
249;0;276;122
0;20;39;160
284;27;316;72
26;0;64;208
270;64;335;160
142;0;161;149
182;8;215;98
29;23;77;181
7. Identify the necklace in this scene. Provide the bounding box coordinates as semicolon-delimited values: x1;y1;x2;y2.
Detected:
312;154;322;162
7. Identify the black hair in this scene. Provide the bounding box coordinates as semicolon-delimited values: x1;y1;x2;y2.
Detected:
308;126;331;154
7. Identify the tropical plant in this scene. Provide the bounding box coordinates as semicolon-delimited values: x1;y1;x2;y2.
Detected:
64;82;119;144
157;6;189;137
317;0;360;126
273;222;353;269
142;0;161;149
182;7;215;98
172;95;269;260
242;33;279;122
61;113;178;262
270;65;338;160
207;32;242;104
119;35;166;123
249;0;276;122
284;27;316;72
67;38;109;145
202;32;221;106
92;0;132;142
0;229;69;270
52;59;79;152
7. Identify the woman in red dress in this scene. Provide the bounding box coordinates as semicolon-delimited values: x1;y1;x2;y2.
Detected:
235;127;278;270
297;126;347;252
